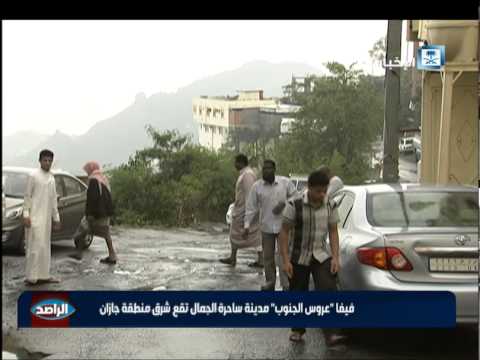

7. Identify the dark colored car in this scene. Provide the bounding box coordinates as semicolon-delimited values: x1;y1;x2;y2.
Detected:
2;166;93;254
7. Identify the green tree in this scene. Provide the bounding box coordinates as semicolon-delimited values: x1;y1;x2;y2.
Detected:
369;37;386;71
109;126;237;227
275;62;384;183
368;36;422;129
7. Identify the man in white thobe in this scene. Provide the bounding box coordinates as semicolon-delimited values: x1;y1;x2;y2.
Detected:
23;149;61;285
219;154;262;267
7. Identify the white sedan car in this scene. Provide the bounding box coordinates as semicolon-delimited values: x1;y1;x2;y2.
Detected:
226;203;234;225
224;175;343;225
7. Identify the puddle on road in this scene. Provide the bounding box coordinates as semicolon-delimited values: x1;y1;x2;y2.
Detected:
2;349;50;360
57;267;75;275
152;286;167;291
128;284;168;291
113;270;131;276
113;268;145;276
208;265;218;275
166;247;220;253
3;334;51;360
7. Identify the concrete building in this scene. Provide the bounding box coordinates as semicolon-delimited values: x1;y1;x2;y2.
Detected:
193;90;283;151
228;104;301;152
407;20;478;185
282;76;315;104
193;90;277;151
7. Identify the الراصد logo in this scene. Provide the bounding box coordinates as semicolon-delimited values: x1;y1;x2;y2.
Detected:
30;299;76;320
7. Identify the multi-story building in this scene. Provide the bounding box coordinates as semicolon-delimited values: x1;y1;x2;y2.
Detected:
193;90;277;151
193;90;301;151
281;76;315;104
407;20;478;185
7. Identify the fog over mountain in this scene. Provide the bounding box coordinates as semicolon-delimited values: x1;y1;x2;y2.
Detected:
4;61;322;173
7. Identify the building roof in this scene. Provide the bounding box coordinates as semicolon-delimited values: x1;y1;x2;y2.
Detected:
195;89;276;102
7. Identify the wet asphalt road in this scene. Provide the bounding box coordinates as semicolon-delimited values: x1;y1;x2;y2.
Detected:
2;225;478;359
398;152;418;183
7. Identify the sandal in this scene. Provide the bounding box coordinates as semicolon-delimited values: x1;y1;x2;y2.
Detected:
289;331;304;343
219;257;236;266
100;257;117;265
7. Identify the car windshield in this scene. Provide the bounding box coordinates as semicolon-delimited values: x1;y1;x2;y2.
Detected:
367;191;479;227
297;180;307;191
3;172;30;198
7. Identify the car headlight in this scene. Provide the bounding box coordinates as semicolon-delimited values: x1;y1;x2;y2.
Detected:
6;206;23;220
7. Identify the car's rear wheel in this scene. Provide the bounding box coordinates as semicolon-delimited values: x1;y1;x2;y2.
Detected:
74;233;94;250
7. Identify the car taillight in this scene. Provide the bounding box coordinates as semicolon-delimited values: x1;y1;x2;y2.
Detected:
357;247;413;271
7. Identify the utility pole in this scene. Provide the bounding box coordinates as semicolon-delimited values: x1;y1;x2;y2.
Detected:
382;20;402;183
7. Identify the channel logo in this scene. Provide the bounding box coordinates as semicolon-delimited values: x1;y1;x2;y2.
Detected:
30;299;76;320
416;45;445;71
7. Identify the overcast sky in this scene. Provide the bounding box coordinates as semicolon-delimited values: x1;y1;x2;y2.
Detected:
3;20;415;137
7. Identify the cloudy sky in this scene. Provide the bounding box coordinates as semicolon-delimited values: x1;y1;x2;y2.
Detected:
3;20;414;137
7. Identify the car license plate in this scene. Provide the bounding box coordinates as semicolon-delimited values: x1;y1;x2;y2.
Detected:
429;258;478;273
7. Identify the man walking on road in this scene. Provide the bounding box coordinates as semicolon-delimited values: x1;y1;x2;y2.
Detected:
279;168;347;347
244;159;297;291
23;149;62;286
219;154;262;267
